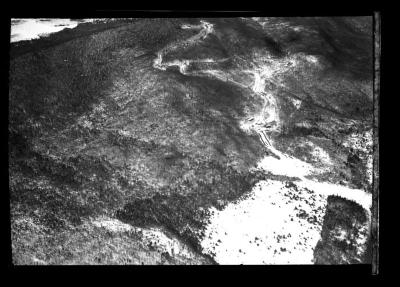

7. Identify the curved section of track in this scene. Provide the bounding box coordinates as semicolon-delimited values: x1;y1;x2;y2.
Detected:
153;19;372;265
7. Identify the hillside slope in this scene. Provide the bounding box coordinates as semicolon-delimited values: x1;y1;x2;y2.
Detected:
9;17;374;264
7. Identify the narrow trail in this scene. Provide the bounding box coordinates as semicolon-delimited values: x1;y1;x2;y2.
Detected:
152;19;372;264
200;61;372;263
153;20;216;74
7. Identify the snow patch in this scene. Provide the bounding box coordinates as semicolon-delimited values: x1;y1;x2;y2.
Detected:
200;176;371;264
290;97;302;110
10;18;98;43
304;55;319;64
257;150;314;178
201;180;327;264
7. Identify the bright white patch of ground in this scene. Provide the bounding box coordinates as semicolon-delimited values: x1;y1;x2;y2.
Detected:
290;97;302;110
256;142;315;176
10;19;98;43
200;176;371;264
304;55;319;64
258;152;314;178
201;180;327;264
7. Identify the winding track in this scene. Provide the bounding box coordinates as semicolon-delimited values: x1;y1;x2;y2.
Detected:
153;20;215;74
152;19;372;264
152;20;279;152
